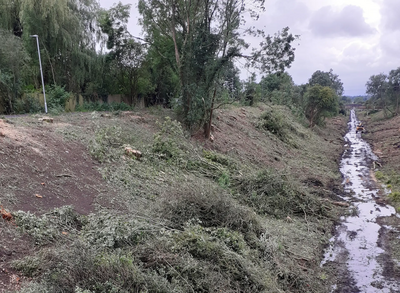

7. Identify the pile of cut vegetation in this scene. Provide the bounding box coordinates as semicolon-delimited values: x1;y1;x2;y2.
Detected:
0;103;347;293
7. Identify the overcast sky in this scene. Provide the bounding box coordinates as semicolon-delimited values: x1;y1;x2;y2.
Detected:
99;0;400;96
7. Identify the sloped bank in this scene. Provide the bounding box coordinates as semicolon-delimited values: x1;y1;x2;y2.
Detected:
1;104;348;292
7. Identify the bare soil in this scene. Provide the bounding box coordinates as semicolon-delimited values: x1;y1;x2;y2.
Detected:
363;112;400;168
0;116;105;291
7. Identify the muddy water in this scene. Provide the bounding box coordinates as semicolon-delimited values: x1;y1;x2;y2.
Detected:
321;109;400;292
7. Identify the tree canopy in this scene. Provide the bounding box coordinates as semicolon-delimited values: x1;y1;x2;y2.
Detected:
304;85;338;127
138;0;299;132
366;68;400;116
1;0;346;132
309;69;344;97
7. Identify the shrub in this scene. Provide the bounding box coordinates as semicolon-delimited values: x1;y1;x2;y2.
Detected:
257;108;305;143
46;85;71;113
173;224;271;292
81;211;154;248
13;95;42;114
14;206;82;245
15;242;172;293
76;101;133;112
234;169;326;218
88;125;123;162
157;181;264;239
152;117;186;160
258;109;287;139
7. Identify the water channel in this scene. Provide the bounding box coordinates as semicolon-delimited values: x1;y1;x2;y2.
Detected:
321;109;400;292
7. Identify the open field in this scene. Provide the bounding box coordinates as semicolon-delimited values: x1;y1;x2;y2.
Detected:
0;104;349;292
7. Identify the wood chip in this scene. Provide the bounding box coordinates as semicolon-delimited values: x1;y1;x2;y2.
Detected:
35;194;43;198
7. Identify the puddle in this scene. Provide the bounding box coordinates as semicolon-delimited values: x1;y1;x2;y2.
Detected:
321;109;400;292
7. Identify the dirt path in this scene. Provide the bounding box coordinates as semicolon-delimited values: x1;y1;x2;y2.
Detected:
0;116;110;291
322;110;400;292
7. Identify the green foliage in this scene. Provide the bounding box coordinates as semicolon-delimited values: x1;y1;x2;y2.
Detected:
258;109;288;139
234;169;326;218
203;150;232;167
99;3;147;104
152;117;186;160
139;0;298;129
304;85;339;127
16;282;50;293
389;191;400;200
173;224;270;291
375;171;384;180
13;95;43;114
46;85;71;113
9;107;339;293
89;125;123;163
257;108;306;145
12;256;42;278
82;211;153;248
367;67;400;116
158;181;264;239
14;206;82;245
260;72;297;105
21;0;102;93
76;101;133;112
217;171;231;188
0;29;30;113
309;69;344;96
374;170;400;207
17;242;171;293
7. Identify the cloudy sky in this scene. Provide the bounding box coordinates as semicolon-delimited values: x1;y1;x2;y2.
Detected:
99;0;400;96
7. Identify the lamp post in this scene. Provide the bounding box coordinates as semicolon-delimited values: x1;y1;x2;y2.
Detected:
29;34;47;114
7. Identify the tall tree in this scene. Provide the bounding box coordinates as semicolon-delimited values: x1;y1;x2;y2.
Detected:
259;72;295;105
145;33;179;107
388;67;400;115
0;30;30;113
18;0;101;92
0;0;23;37
308;69;344;96
366;73;389;116
304;85;338;127
99;2;148;105
139;0;298;136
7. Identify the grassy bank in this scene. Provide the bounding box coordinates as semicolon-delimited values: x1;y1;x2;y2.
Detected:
359;109;400;211
0;103;347;292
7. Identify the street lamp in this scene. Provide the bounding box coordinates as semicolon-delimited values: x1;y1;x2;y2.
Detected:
29;34;47;114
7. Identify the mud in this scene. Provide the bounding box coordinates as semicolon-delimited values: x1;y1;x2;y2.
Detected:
321;110;400;292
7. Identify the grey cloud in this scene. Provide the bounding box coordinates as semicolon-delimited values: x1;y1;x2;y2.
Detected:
381;0;400;31
309;5;375;37
380;31;400;57
254;0;310;34
273;0;310;27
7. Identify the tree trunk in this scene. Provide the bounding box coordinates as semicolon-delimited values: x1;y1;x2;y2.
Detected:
204;87;217;138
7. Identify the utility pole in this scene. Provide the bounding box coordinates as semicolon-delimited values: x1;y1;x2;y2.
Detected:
30;35;47;114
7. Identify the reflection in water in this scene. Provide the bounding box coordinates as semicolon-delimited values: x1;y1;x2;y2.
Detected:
321;109;399;292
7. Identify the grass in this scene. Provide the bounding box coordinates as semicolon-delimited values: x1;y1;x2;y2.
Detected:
2;103;347;293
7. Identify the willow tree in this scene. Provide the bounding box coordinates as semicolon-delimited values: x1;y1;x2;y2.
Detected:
0;0;23;37
139;0;298;136
0;0;101;93
0;30;30;113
